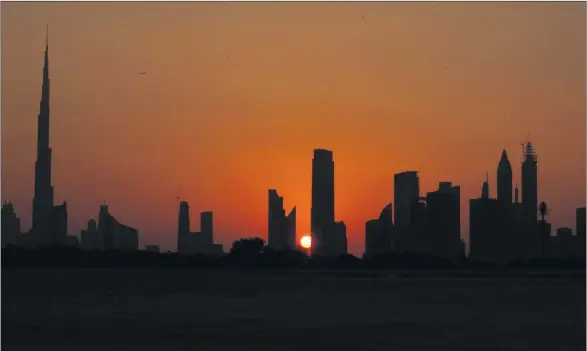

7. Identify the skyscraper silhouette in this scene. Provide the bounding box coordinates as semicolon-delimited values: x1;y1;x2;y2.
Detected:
269;190;297;251
201;211;213;244
286;206;297;249
393;171;420;230
522;142;538;224
364;203;393;258
177;201;190;253
268;189;286;249
497;150;513;206
311;149;335;255
32;27;54;240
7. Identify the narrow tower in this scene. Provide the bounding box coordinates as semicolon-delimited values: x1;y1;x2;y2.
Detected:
521;142;538;224
481;172;489;199
497;150;513;206
311;149;335;255
32;26;54;235
177;201;190;253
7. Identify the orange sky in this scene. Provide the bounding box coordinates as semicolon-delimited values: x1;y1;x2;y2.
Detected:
2;2;585;255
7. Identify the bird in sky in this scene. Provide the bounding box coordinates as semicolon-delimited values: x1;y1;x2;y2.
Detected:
139;72;147;75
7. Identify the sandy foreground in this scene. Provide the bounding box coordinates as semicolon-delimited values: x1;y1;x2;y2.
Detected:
2;269;585;351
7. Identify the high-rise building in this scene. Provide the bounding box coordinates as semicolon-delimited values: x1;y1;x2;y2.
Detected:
311;149;335;255
268;190;296;251
394;171;420;230
426;182;461;260
268;189;286;249
522;142;538;224
114;224;139;251
201;211;213;244
176;201;222;256
364;203;394;258
497;150;513;206
50;202;68;245
469;197;510;263
333;221;348;256
80;219;102;251
177;201;190;253
286;206;297;249
32;28;55;241
364;219;382;258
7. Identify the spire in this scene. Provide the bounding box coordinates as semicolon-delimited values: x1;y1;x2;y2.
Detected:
482;173;489;199
498;149;511;169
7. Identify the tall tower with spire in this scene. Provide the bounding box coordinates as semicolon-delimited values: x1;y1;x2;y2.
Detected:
497;150;513;206
32;26;54;234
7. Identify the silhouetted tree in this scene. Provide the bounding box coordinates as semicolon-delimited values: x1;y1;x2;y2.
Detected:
539;201;550;222
229;237;265;258
538;201;550;259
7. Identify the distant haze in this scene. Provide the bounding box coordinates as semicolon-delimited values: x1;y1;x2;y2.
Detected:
2;2;585;255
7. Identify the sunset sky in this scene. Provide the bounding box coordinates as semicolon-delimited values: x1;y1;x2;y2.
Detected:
2;2;585;255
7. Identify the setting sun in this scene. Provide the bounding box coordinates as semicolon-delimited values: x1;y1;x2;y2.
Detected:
300;235;312;249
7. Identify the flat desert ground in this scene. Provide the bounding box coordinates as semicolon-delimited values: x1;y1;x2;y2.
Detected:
2;269;585;351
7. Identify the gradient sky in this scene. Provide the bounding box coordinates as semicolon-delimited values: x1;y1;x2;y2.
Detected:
2;2;585;255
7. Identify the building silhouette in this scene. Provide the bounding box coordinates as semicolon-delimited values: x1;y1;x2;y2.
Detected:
32;29;55;242
425;182;461;260
96;205;139;251
469;173;513;263
323;220;347;256
286;207;297;250
2;202;21;248
268;190;297;251
364;203;394;258
176;201;223;256
311;149;335;255
177;201;190;253
393;171;420;231
201;211;214;248
497;150;513;206
49;201;68;245
80;219;102;250
522;142;538;224
481;173;489;199
145;245;160;253
547;227;576;259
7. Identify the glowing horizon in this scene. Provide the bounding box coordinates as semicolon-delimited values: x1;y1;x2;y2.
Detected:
1;2;585;256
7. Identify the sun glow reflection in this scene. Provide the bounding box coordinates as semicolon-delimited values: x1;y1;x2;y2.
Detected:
300;235;312;249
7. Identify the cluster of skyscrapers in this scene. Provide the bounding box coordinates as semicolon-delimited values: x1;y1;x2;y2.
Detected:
363;145;586;263
2;35;586;263
2;32;140;252
469;144;586;262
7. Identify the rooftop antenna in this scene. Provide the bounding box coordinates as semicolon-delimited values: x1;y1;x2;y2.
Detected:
177;185;183;206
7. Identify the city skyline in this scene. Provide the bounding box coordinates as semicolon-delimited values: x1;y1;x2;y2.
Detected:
2;2;585;255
